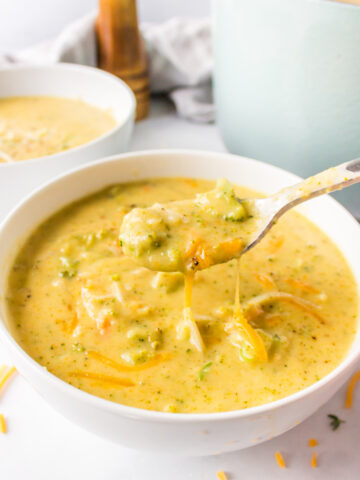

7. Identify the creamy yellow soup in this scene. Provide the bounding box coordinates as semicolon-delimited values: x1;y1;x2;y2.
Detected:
0;96;116;162
6;178;358;413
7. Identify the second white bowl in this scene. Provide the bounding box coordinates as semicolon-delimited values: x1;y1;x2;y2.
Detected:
0;63;135;220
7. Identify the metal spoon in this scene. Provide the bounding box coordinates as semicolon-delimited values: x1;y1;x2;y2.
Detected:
120;158;360;272
241;157;360;255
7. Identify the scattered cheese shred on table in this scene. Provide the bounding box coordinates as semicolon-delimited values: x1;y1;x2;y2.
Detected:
345;369;360;408
0;366;17;392
0;414;6;434
275;451;286;468
216;471;227;480
311;452;317;468
308;438;318;447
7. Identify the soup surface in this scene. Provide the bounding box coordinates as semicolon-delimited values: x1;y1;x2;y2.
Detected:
0;96;116;162
6;178;358;413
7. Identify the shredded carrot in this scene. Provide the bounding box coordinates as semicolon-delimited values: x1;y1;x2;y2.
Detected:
275;451;286;468
0;414;6;434
243;292;325;324
184;238;212;271
232;308;268;362
0;366;17;392
185;237;202;258
311;452;317;468
216;238;243;258
68;371;134;387
230;259;268;362
62;313;78;334
255;273;278;290
286;278;320;294
279;296;324;323
345;369;360;408
216;471;227;480
308;438;318;447
185;237;244;272
88;350;171;373
268;235;284;253
100;316;111;332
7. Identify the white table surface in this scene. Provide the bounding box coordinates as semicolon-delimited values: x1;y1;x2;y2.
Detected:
1;98;359;479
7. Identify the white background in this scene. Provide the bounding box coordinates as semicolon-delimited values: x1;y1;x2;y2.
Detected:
0;1;360;478
0;0;210;52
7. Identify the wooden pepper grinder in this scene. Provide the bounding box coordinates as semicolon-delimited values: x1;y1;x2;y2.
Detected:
97;0;150;120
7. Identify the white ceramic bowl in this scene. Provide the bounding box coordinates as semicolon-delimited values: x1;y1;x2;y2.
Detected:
0;63;135;220
0;150;359;456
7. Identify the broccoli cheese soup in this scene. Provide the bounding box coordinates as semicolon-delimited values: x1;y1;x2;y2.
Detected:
0;96;116;162
6;178;358;413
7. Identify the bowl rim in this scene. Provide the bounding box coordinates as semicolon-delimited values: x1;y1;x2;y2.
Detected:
308;0;360;10
0;63;136;167
0;148;359;424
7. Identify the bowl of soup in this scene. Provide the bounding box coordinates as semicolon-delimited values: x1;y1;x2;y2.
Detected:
0;63;135;220
0;150;359;456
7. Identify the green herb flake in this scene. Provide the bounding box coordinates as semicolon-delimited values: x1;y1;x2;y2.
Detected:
59;269;77;279
199;361;212;381
72;343;85;353
328;414;345;431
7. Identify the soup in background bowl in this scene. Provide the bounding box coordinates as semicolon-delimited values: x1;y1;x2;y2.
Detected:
0;150;359;455
0;96;117;163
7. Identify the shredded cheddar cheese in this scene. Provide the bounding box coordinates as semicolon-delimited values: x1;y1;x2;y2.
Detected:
255;273;278;291
68;371;134;387
243;292;325;324
215;238;243;262
184;238;213;272
231;259;268;362
268;235;284;253
181;273;205;353
311;452;317;468
286;278;320;294
64;313;79;335
0;366;17;392
308;438;318;448
275;451;286;468
345;369;360;408
0;414;6;433
216;471;227;480
88;350;171;372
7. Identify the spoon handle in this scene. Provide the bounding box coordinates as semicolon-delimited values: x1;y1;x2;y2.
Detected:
273;157;360;212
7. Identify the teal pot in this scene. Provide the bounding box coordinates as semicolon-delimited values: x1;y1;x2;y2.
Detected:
213;0;360;218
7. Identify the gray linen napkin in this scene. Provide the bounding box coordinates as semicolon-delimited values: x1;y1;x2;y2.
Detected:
0;14;214;123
